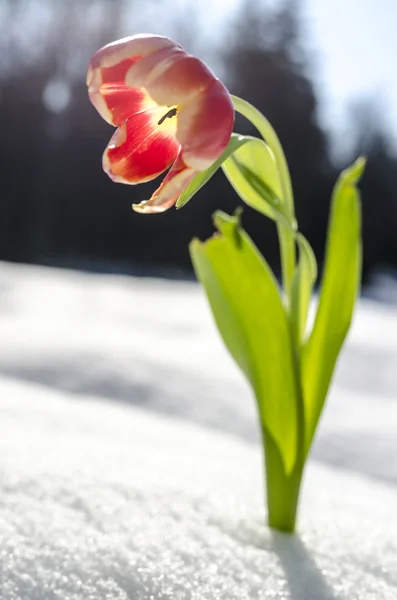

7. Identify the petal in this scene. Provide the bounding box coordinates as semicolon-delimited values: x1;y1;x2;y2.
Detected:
89;69;153;127
87;34;179;126
87;34;177;72
125;46;186;90
133;153;197;213
126;49;214;107
177;79;234;170
103;111;180;184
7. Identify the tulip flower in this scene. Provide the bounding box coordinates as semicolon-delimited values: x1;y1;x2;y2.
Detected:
87;34;234;213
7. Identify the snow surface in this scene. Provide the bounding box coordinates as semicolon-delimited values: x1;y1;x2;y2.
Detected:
0;262;397;599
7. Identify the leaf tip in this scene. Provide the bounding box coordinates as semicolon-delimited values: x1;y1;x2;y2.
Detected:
342;156;367;186
189;236;203;250
175;195;188;210
212;208;244;247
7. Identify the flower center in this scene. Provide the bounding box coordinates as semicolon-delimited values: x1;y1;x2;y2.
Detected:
157;107;177;126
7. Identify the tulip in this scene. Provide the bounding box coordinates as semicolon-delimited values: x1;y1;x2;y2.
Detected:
87;34;234;213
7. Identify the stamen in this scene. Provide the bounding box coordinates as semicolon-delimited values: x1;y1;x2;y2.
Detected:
158;107;177;126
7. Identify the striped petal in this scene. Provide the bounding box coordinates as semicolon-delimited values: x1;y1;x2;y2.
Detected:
126;50;214;107
88;34;177;70
133;153;197;213
87;35;179;126
176;79;235;170
88;57;152;126
103;111;180;184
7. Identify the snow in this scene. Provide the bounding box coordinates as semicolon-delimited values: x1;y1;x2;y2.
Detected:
0;261;397;599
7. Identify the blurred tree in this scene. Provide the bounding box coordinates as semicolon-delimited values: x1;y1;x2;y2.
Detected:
0;0;127;264
347;100;397;279
0;0;395;281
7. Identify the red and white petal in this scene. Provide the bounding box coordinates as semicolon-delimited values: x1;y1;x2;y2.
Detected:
88;34;178;72
125;46;186;91
133;153;197;213
88;55;158;127
89;72;153;126
87;35;179;126
103;112;180;184
126;49;214;108
176;79;234;170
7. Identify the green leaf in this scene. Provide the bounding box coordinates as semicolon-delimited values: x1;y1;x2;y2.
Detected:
190;210;298;474
221;137;284;221
231;95;294;216
290;233;318;347
302;157;365;452
176;133;255;209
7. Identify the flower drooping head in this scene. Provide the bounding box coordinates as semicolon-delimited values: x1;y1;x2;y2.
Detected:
87;34;234;213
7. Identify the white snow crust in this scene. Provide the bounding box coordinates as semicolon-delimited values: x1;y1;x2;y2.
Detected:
0;262;396;599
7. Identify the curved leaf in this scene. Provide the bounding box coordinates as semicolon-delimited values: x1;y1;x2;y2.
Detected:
231;95;294;215
190;210;298;474
221;137;286;221
302;157;365;453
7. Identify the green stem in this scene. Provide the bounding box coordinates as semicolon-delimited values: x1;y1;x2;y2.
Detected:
263;428;304;532
277;221;296;305
231;95;296;303
262;338;306;533
232;96;307;532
